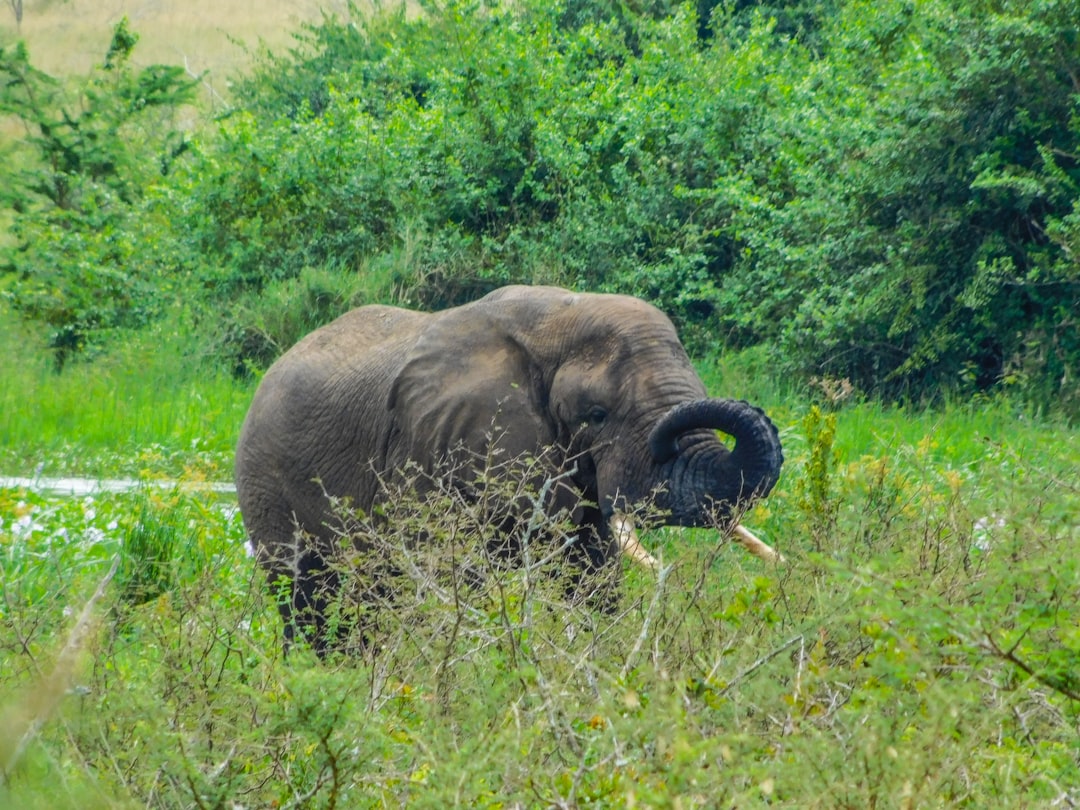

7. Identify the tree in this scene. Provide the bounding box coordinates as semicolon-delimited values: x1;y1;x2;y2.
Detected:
0;18;197;365
6;0;23;34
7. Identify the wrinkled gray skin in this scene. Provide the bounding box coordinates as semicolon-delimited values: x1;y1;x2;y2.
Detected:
236;286;783;655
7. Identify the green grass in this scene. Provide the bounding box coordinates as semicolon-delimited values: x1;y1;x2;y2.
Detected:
1;332;1077;807
0;310;252;478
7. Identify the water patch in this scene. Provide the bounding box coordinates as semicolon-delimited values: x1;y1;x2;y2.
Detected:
0;477;236;497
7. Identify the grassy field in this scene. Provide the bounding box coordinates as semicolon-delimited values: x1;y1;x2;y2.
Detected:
1;313;1077;807
1;0;329;245
2;0;347;82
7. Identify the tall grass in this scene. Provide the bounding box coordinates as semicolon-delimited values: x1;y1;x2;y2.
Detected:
1;297;1077;806
0;310;252;477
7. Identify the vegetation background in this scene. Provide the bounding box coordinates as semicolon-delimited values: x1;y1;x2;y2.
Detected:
3;0;1079;407
1;0;1078;807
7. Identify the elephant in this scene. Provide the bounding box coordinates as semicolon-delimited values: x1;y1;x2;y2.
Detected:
235;285;784;656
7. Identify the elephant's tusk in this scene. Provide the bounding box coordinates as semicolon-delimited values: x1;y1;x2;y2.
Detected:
612;515;660;571
731;524;784;563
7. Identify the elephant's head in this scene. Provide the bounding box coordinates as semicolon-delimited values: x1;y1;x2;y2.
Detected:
388;286;783;558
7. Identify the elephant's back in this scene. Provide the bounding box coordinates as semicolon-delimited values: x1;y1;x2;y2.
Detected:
244;303;427;420
286;304;427;359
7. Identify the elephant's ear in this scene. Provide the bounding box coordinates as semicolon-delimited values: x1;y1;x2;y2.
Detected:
387;305;555;465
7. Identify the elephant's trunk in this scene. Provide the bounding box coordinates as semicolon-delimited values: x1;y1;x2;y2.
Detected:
649;399;783;525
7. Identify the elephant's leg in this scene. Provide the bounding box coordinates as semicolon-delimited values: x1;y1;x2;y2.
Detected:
262;551;343;658
288;549;347;658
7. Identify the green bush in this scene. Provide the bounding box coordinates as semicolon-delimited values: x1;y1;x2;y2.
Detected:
211;264;382;375
753;0;1080;403
171;0;1078;410
179;2;793;336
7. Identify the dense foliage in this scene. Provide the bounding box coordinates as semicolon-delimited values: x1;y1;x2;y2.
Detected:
2;0;1079;410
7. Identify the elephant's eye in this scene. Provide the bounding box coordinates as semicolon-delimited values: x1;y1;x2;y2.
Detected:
584;407;608;427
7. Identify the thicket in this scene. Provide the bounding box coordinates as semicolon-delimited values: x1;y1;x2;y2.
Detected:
2;0;1078;410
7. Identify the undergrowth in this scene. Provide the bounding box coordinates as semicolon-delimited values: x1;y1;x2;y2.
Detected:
1;397;1077;808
